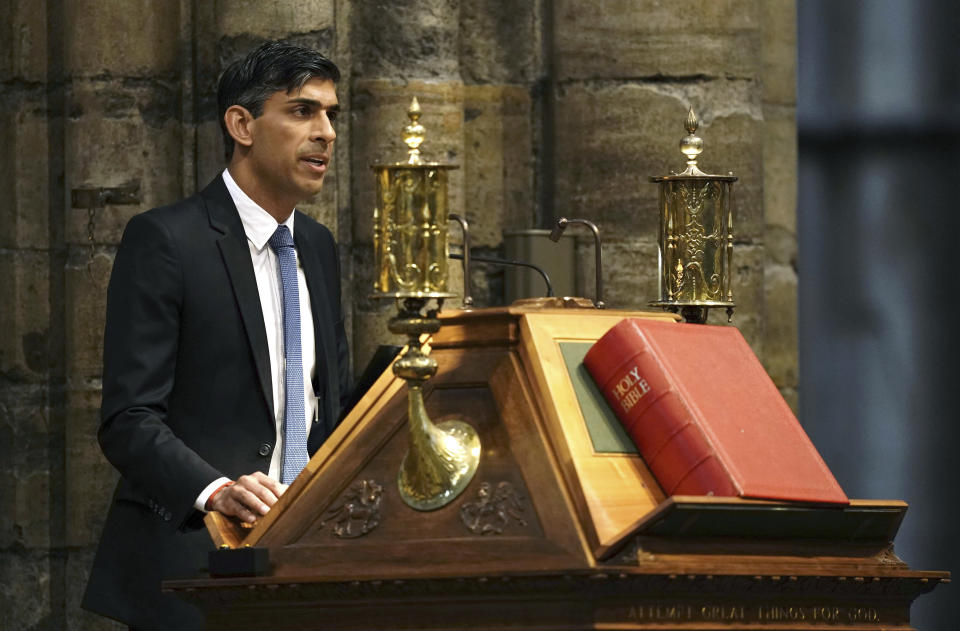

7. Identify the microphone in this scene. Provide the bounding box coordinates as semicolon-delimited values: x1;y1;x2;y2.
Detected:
548;217;568;242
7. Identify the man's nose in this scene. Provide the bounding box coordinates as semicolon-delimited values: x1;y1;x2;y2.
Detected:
312;113;336;144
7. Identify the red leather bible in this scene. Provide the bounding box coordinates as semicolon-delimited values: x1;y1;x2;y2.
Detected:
583;318;848;504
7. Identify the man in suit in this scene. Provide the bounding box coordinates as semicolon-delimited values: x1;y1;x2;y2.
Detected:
82;41;351;630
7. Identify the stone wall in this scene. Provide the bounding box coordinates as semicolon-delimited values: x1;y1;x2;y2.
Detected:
0;1;796;627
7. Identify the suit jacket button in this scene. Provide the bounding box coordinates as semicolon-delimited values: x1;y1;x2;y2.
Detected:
258;443;272;457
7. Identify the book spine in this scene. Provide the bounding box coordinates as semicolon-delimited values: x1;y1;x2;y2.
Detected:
585;324;738;497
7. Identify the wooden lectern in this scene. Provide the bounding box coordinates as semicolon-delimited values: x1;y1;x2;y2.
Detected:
168;307;948;630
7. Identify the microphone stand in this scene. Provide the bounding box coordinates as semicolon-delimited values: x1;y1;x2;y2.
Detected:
447;214;473;308
549;217;605;309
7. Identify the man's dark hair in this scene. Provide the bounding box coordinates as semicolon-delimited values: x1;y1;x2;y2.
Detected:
217;40;340;160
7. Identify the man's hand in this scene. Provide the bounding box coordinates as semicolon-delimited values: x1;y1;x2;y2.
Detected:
208;472;288;524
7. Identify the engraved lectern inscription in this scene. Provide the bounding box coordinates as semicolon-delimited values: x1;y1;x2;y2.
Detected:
596;603;884;626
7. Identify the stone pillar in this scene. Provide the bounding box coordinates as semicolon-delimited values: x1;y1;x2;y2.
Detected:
761;0;799;409
349;0;466;370
0;2;56;626
61;1;185;627
460;0;540;304
549;0;796;405
552;0;765;313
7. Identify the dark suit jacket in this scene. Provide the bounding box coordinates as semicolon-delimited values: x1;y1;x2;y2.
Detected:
82;175;351;629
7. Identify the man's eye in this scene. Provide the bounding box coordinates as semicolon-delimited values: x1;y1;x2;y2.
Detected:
327;111;338;123
293;106;310;116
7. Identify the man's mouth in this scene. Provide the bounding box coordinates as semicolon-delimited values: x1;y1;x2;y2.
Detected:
301;155;329;172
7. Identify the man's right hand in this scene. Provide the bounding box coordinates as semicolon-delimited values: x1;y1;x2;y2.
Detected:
208;472;288;523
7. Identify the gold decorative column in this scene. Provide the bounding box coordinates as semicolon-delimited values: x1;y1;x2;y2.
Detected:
371;98;481;511
650;108;737;324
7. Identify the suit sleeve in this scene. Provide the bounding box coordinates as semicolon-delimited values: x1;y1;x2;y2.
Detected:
99;212;223;529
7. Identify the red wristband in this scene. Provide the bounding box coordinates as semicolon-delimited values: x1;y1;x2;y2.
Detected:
205;480;235;511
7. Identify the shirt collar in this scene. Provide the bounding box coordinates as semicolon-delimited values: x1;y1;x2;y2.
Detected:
222;168;296;251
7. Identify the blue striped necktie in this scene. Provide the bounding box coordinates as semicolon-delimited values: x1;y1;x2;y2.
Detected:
268;225;309;484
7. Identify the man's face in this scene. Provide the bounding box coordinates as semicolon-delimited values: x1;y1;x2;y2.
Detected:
244;77;338;209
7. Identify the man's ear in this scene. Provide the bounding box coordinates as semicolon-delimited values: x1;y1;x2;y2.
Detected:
224;105;255;150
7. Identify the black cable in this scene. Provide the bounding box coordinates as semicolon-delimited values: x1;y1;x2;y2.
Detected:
449;252;554;297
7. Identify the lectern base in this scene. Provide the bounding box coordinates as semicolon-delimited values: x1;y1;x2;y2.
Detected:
171;567;943;631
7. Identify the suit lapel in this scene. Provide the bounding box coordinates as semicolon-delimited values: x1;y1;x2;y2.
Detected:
294;217;337;451
201;176;275;423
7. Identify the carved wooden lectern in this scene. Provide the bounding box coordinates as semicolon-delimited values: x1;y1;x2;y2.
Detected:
168;307;948;630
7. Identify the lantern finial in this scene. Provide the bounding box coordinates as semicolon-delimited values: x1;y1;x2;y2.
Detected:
679;107;704;173
403;97;426;165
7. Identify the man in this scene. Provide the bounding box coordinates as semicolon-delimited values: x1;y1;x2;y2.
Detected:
82;41;351;630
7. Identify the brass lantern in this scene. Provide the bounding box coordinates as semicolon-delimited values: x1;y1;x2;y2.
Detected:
371;97;480;511
650;108;737;324
371;97;457;299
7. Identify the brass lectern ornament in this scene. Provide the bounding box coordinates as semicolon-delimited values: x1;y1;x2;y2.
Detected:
371;97;481;511
650;108;737;324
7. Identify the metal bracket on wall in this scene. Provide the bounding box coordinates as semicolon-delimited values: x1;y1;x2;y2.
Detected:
70;182;141;208
71;182;141;279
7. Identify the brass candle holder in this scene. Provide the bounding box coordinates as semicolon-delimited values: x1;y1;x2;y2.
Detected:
371;97;480;511
650;108;737;324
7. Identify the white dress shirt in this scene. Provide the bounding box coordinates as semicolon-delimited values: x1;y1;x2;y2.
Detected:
195;169;318;511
